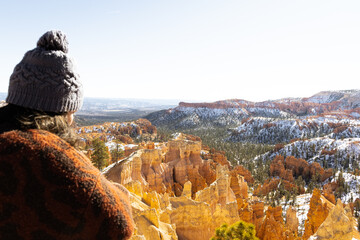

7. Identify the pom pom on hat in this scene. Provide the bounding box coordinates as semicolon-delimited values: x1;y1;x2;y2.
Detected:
37;30;69;53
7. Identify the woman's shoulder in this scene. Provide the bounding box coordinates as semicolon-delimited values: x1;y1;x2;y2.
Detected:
0;129;92;169
0;128;134;239
1;129;71;150
1;128;60;140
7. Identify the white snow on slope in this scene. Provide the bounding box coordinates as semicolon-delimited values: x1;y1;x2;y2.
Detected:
255;136;360;170
332;172;360;203
281;193;312;234
231;116;360;144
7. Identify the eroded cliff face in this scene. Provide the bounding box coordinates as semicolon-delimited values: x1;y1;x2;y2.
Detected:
105;134;216;198
168;167;240;240
257;206;299;240
285;207;299;237
129;190;177;240
104;134;243;240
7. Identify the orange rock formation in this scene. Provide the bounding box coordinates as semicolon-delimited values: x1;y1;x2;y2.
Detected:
322;182;336;204
310;199;360;240
104;135;245;240
233;165;255;184
257;206;298;240
270;155;332;183
202;148;230;167
286;207;299;236
302;188;334;240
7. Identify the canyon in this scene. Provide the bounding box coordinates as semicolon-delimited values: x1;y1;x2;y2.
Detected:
74;89;360;239
95;132;359;240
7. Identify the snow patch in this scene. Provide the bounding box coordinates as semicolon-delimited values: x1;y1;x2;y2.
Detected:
281;193;312;234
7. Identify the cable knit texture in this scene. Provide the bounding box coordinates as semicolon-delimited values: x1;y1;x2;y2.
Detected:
6;30;83;113
0;129;134;240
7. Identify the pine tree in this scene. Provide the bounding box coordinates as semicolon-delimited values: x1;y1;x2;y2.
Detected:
291;193;297;206
110;140;124;163
335;170;346;199
285;191;291;205
211;220;259;240
91;138;110;170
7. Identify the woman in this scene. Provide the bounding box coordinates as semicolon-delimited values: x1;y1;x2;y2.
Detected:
0;31;134;240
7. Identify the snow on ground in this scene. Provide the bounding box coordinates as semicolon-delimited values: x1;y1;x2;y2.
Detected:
105;141;117;150
281;193;312;234
278;172;360;235
105;141;126;151
231;116;360;144
255;136;360;170
170;105;296;127
332;171;360;203
171;132;181;140
77;125;104;134
279;172;360;235
125;144;138;149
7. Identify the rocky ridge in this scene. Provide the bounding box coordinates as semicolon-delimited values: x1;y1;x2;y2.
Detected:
145;90;360;129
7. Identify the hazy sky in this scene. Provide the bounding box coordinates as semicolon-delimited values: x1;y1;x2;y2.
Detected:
0;0;359;102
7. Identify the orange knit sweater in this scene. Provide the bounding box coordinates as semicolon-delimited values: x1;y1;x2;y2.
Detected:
0;129;134;240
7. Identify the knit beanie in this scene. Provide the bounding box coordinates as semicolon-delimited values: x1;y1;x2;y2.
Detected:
6;30;83;113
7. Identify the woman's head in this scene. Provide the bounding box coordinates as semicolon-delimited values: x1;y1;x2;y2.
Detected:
6;30;83;113
1;30;83;146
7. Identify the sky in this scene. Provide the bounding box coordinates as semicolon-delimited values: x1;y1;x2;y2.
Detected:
0;0;359;102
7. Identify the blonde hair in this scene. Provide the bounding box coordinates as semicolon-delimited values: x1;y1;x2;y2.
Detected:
0;104;78;146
